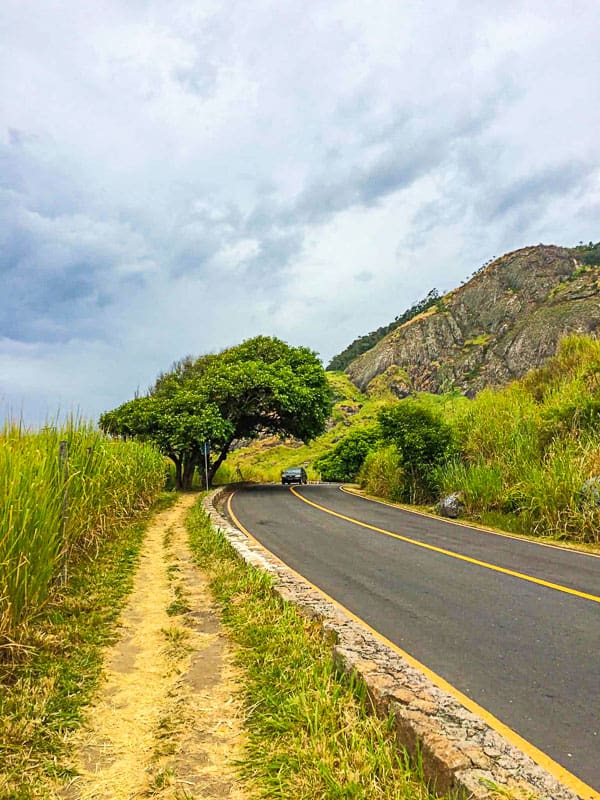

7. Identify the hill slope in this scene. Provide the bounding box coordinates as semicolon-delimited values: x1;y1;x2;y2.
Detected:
345;243;600;396
327;289;439;372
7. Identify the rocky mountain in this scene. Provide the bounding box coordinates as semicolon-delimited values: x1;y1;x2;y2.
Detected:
344;244;600;397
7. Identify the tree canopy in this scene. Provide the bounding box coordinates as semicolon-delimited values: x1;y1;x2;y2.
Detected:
99;336;332;489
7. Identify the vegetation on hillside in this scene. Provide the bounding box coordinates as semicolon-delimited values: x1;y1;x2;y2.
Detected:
327;289;439;372
574;240;600;265
225;335;600;545
101;336;331;490
0;422;165;648
360;335;600;543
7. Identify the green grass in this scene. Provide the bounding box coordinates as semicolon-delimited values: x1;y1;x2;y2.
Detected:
186;500;444;800
0;491;178;800
1;420;167;645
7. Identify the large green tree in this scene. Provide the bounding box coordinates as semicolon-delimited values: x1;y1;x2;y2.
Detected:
100;336;332;489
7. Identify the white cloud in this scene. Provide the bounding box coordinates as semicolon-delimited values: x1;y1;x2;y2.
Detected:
1;0;599;420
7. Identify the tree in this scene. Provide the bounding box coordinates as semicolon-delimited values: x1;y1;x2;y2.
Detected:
377;400;456;502
99;336;332;490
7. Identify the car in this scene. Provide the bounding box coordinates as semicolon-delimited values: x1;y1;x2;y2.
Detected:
281;466;308;485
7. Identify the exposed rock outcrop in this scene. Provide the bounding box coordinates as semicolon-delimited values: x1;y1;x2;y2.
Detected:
346;245;600;396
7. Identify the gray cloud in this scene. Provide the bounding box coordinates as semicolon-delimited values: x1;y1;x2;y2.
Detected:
484;161;592;221
1;0;599;421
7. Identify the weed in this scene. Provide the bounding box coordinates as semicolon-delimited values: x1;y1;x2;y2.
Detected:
187;501;442;800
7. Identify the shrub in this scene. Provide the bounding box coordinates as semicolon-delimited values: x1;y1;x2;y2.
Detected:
314;427;379;482
377;400;456;502
358;446;404;501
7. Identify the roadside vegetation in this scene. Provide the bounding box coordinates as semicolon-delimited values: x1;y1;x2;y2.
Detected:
0;484;177;799
187;499;444;800
361;335;600;544
215;371;385;484
224;335;600;545
100;335;332;490
0;420;166;649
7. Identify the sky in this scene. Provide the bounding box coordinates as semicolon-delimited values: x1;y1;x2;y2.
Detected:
1;0;600;423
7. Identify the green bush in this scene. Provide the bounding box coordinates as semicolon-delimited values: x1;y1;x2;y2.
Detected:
314;427;379;482
378;400;456;502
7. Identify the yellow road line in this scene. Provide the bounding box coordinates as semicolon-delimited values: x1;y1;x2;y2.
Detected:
340;484;600;558
290;486;600;604
226;491;599;800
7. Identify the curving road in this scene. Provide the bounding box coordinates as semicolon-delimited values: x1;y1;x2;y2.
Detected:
227;483;600;795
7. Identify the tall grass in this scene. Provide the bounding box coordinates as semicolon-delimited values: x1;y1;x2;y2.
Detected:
358;446;405;501
0;420;166;646
358;336;600;543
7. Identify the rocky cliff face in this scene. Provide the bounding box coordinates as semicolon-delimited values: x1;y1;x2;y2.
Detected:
345;245;600;396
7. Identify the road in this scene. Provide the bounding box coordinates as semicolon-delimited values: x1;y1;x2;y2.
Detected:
227;483;600;794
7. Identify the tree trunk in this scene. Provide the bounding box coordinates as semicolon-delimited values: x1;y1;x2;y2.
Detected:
168;454;183;490
208;436;236;485
182;456;198;490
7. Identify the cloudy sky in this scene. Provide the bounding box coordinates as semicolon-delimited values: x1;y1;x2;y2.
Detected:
2;0;599;423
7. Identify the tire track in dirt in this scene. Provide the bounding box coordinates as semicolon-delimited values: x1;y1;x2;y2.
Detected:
60;493;246;800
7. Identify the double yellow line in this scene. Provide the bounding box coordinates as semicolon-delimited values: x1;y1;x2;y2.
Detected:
227;488;600;799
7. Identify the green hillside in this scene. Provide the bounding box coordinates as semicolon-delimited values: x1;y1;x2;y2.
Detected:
219;335;600;546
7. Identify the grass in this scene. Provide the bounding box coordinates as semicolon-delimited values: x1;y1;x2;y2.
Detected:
1;420;167;646
214;373;385;484
186;499;444;800
0;491;178;799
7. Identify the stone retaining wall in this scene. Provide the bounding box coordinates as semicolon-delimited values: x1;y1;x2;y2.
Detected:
204;487;581;800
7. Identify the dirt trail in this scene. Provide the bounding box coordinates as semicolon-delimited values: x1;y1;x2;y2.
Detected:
60;493;246;800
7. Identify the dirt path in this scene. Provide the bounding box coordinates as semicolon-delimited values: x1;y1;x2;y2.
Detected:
60;493;246;800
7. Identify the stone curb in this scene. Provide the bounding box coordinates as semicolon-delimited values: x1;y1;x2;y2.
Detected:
203;487;580;800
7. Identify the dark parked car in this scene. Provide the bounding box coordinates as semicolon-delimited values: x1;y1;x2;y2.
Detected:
281;466;308;485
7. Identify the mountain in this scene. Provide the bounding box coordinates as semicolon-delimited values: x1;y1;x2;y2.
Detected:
342;243;600;397
327;289;440;372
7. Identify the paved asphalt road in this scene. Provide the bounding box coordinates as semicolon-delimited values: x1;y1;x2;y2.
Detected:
227;483;600;793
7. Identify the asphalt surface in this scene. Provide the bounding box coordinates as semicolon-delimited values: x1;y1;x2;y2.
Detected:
227;483;600;792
